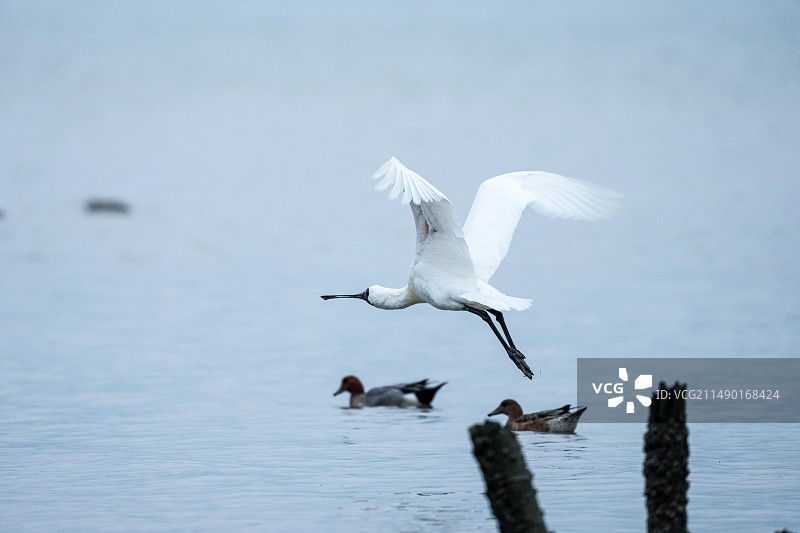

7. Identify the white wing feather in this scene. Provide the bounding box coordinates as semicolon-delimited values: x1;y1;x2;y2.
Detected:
464;171;622;282
373;157;447;204
372;157;475;280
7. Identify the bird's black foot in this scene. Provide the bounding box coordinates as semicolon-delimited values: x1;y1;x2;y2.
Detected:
508;348;533;379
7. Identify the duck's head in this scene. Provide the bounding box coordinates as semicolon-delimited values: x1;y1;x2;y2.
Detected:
333;375;365;397
488;399;523;418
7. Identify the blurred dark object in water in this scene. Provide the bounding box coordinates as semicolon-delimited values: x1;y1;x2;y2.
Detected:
645;382;689;533
85;199;130;214
470;420;549;533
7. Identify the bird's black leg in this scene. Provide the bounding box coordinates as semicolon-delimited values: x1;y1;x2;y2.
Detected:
464;306;510;350
488;309;532;379
464;306;533;379
487;310;517;349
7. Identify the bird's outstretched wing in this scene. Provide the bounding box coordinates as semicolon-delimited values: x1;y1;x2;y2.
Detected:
373;157;447;204
463;171;622;282
373;158;475;278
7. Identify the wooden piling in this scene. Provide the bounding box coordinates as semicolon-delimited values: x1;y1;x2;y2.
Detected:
469;420;549;533
644;381;689;533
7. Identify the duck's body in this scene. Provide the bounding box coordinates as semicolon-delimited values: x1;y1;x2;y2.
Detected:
322;157;621;378
488;399;587;433
333;375;446;409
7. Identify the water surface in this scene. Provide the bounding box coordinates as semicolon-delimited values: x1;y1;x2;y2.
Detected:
1;2;799;531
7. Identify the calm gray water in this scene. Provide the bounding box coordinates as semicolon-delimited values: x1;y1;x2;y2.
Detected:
1;2;799;531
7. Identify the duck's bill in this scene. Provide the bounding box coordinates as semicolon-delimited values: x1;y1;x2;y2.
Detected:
333;388;344;396
487;407;503;417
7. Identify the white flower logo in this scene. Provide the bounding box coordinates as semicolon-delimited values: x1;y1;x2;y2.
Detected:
608;368;653;413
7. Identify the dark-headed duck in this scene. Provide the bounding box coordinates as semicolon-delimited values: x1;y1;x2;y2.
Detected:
334;375;446;409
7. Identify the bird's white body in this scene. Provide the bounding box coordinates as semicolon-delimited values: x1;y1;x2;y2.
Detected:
368;157;621;313
322;157;621;378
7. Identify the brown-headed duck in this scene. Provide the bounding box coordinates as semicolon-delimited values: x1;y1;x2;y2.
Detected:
488;399;586;433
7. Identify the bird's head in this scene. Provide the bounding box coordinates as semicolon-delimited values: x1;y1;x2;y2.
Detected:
488;399;522;418
321;285;414;310
333;375;365;397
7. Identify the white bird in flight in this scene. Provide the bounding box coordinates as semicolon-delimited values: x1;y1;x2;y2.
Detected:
322;157;621;379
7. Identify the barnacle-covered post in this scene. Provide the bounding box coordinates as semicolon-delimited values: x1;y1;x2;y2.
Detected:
469;420;549;533
644;381;689;533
